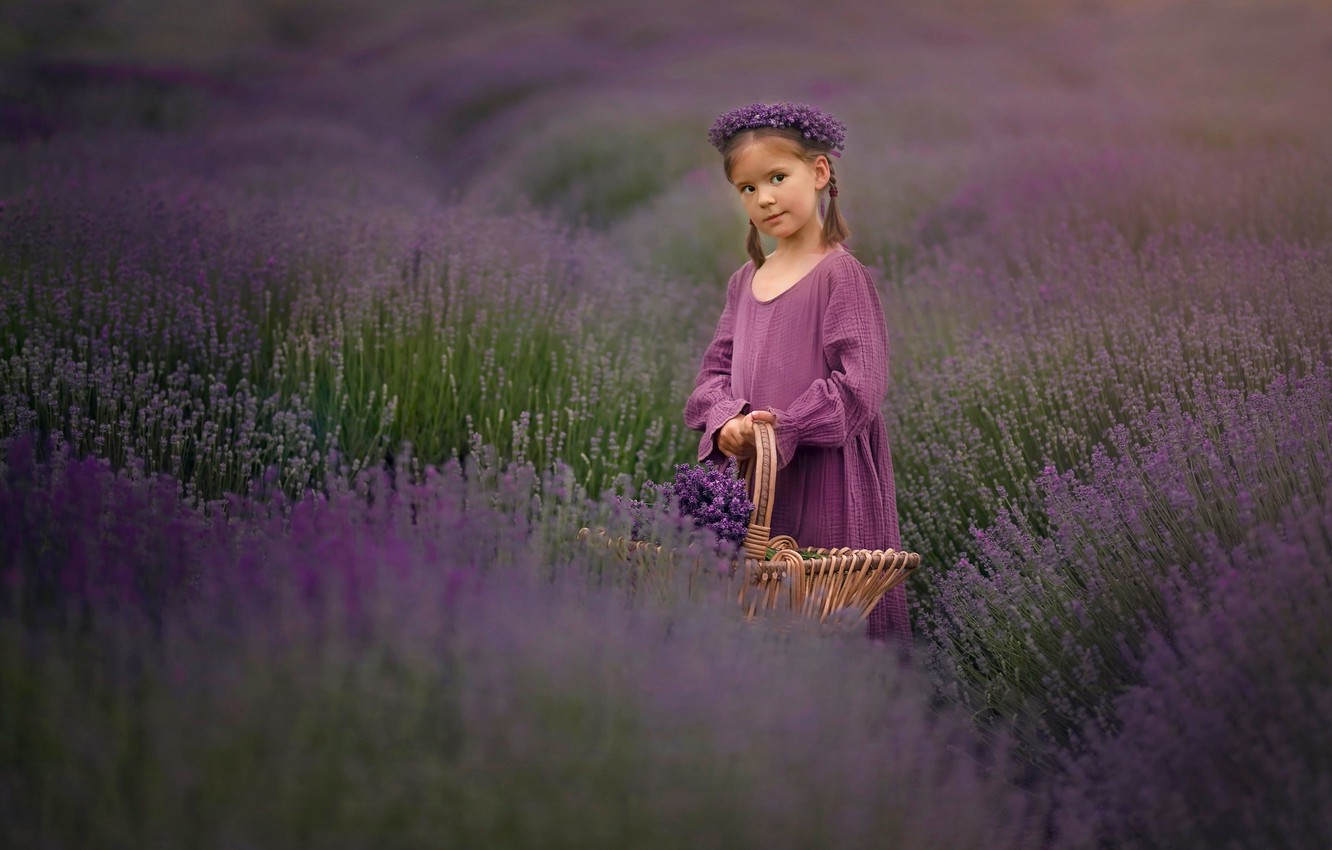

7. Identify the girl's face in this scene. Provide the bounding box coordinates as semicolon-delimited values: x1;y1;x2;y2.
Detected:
728;138;830;250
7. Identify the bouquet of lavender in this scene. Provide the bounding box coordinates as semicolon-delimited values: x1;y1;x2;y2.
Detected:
624;460;755;555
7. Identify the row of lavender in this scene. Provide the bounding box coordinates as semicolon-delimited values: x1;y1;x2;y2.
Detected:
1;433;1047;848
0;127;699;504
882;128;1332;845
881;144;1332;798
5;362;1327;848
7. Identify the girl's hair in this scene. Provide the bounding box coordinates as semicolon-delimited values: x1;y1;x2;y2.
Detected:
720;127;851;269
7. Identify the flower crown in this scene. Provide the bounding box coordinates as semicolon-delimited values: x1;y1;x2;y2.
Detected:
708;101;847;157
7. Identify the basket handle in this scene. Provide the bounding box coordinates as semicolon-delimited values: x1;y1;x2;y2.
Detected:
738;419;778;560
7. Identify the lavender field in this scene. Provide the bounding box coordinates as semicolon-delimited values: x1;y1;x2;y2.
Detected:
3;1;1331;847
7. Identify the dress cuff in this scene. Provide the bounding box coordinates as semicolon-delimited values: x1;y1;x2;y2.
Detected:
698;399;751;463
766;406;800;471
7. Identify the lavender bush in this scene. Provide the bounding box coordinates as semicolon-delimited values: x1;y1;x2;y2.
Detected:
1054;489;1332;849
922;364;1331;771
889;222;1332;595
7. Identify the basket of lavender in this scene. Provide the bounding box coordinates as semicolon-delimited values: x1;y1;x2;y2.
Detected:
578;421;921;628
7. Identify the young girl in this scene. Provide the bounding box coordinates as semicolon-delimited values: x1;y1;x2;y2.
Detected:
684;101;912;648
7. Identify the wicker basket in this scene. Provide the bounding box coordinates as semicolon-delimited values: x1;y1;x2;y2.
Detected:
578;420;921;628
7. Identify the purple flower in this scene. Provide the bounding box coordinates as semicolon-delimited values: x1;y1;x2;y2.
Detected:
627;459;754;554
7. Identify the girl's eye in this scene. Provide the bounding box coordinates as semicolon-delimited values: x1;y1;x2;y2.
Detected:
741;174;785;193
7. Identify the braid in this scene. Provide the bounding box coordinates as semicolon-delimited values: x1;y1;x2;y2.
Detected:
821;164;851;249
746;219;766;268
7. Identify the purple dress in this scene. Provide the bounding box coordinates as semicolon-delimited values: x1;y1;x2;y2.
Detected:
684;249;912;645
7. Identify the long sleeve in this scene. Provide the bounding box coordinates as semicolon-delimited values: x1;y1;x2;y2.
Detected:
766;258;889;470
684;269;751;464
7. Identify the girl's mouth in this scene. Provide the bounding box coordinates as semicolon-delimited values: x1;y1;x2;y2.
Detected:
765;213;783;222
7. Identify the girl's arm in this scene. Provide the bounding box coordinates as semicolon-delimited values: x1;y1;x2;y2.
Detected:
684;270;751;465
766;258;889;471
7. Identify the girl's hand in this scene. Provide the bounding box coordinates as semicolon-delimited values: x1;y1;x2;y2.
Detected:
718;410;778;459
718;412;754;459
